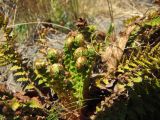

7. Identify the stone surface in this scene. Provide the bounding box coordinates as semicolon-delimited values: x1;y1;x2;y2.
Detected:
0;25;66;93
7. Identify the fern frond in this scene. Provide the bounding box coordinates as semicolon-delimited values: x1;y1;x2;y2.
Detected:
16;77;28;82
10;65;21;71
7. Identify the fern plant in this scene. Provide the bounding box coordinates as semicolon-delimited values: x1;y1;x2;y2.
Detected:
0;15;28;83
63;32;96;106
92;11;160;120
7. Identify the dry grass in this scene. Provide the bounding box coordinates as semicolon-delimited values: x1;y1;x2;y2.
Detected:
13;0;158;23
78;0;158;17
76;0;158;32
2;0;158;40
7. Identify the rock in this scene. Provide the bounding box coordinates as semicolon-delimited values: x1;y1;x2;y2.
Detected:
0;21;67;93
0;65;24;93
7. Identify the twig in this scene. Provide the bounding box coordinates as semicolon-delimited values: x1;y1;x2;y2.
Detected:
12;0;19;25
59;105;87;119
60;98;100;109
106;0;116;42
7;21;72;31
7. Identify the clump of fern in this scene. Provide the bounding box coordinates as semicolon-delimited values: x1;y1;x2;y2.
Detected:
0;14;28;83
92;11;160;120
63;31;96;106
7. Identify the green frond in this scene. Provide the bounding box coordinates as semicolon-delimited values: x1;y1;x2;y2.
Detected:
94;11;160;120
16;77;28;82
24;84;34;90
10;65;21;71
14;71;26;76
